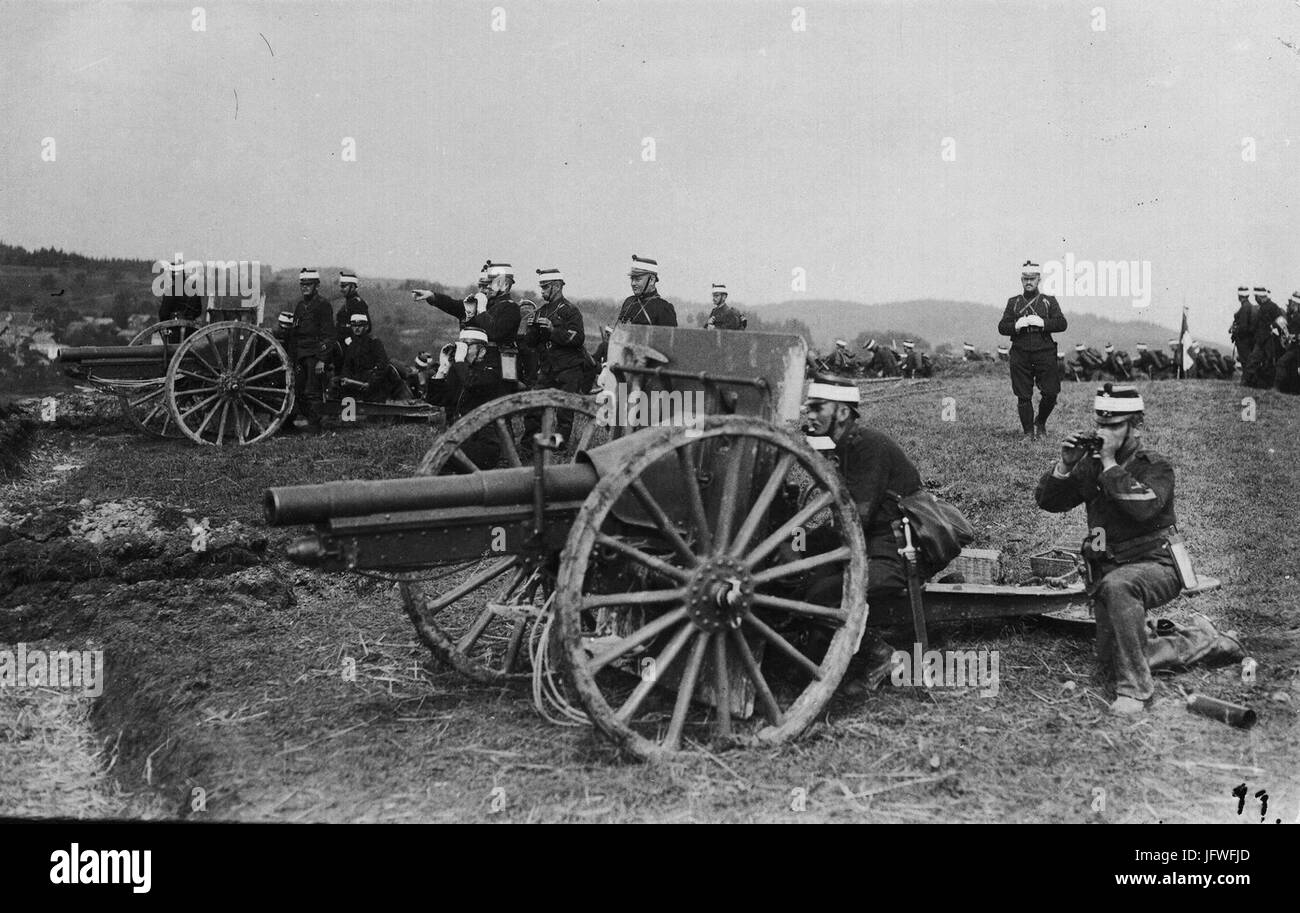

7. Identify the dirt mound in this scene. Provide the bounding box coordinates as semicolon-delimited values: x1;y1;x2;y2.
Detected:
0;498;271;641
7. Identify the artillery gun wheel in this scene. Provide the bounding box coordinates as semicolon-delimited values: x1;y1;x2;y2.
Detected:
165;322;294;446
401;389;606;683
117;319;202;439
415;388;605;474
555;417;868;760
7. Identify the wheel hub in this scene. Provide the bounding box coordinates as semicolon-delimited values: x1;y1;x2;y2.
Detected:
686;556;752;632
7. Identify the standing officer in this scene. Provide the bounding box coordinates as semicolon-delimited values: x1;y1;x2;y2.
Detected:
998;260;1067;438
1034;384;1242;713
1276;292;1300;394
333;271;370;372
1229;285;1256;383
704;283;745;330
521;267;587;457
289;268;335;432
412;261;522;466
617;255;677;326
1248;287;1287;388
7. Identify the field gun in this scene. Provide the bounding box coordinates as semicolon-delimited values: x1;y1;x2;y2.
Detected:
266;326;871;759
58;302;295;445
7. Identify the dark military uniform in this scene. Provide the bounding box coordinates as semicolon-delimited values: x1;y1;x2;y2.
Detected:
340;333;405;402
1248;298;1285;389
616;292;677;327
1276;301;1300;394
805;424;928;607
1229;298;1256;383
1190;346;1233;381
998;291;1067;432
521;295;587;455
705;303;745;330
1134;348;1172;380
157;281;203;343
1035;446;1191;702
424;289;522;467
901;349;931;379
334;293;370;371
827;348;857;375
290;293;335;428
866;346;901;378
1103;350;1133;381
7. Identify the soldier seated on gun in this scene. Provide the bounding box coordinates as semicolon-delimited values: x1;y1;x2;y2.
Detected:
156;256;204;337
795;376;933;696
337;313;409;402
1034;384;1243;714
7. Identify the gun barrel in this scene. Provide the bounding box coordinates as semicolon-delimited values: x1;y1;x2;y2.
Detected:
265;463;599;526
58;344;169;363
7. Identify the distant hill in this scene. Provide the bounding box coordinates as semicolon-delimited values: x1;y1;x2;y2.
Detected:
748;298;1232;354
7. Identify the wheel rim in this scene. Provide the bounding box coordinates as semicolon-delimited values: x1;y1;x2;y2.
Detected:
165;322;294;446
555;417;867;760
399;389;608;683
119;320;202;439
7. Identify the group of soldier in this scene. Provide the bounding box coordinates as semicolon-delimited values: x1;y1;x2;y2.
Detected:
1230;286;1300;394
816;338;934;379
269;254;750;442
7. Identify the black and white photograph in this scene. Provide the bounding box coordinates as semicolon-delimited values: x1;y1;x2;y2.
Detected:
0;0;1295;854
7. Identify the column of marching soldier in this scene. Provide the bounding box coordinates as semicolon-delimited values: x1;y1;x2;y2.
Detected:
267;255;746;434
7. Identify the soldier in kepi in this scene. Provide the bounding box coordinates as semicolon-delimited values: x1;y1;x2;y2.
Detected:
617;255;677;326
157;256;204;342
412;261;522;467
704;283;745;330
1229;285;1256;384
1276;292;1300;395
827;339;857;374
333;271;370;373
1034;384;1243;714
520;267;587;460
998;260;1067;439
338;313;409;402
862;338;901;377
798;376;935;696
288;268;335;433
1247;287;1287;389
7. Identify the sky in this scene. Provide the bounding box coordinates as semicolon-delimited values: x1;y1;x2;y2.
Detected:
2;0;1299;335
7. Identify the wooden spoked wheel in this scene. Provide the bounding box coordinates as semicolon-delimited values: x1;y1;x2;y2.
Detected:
165;322;294;446
415;388;606;474
555;417;868;760
118;319;202;439
400;389;608;683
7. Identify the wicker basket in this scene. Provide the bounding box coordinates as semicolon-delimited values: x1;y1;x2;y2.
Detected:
935;547;1002;584
1030;548;1080;579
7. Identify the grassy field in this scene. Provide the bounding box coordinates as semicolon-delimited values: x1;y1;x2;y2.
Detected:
1;371;1297;823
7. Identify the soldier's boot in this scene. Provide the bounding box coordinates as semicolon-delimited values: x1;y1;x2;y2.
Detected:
1034;394;1057;438
1017;398;1034;435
